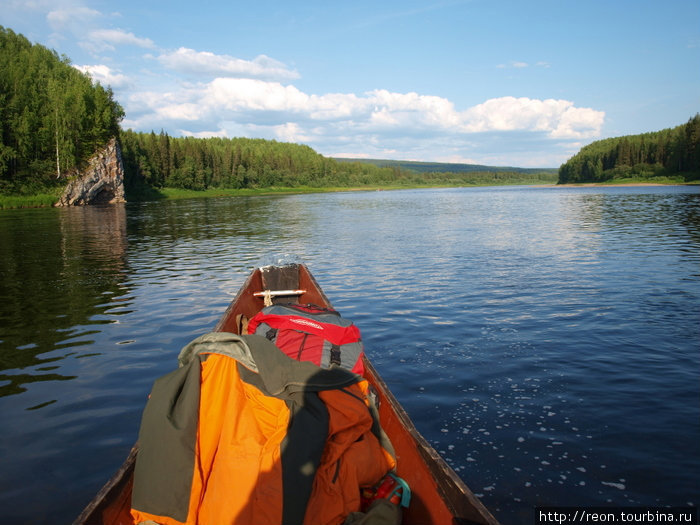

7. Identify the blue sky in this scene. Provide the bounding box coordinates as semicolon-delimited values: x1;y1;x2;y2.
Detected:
3;0;699;167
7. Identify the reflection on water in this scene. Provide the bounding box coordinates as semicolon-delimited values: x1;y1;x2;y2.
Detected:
0;186;698;524
0;205;128;399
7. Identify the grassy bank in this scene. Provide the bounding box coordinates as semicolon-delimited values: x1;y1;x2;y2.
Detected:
0;191;62;209
552;174;699;187
3;177;697;210
157;184;466;199
0;185;383;208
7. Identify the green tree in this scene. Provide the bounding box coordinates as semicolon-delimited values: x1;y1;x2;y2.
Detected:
0;26;123;193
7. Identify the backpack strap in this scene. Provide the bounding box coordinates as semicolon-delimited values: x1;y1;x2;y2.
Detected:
330;344;342;367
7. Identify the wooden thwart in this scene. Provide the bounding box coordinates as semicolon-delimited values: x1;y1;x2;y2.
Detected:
254;289;306;306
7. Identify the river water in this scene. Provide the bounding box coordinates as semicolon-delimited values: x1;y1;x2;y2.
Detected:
1;186;698;524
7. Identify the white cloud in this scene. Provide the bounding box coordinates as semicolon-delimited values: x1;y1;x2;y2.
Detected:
272;122;311;143
124;78;604;157
461;96;604;138
497;60;551;69
158;48;299;81
74;64;131;89
47;6;100;31
365;90;461;129
498;61;527;69
121;74;605;168
550;104;606;139
43;4;154;55
87;29;155;49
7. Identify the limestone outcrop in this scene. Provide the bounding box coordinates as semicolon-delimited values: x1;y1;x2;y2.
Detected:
54;138;126;206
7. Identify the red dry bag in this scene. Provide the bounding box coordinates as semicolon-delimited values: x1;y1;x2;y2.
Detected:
247;303;365;375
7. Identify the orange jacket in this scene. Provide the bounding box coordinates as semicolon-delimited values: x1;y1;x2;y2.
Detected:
131;333;395;525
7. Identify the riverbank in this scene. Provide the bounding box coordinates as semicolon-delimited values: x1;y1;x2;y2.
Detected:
2;177;697;209
0;185;351;209
0;190;62;209
0;182;518;209
546;175;699;188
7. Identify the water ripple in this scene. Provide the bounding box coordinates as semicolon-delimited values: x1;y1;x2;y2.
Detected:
0;187;698;523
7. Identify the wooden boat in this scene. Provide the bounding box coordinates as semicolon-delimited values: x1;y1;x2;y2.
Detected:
74;264;500;525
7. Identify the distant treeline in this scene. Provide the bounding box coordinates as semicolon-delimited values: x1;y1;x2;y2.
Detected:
0;27;124;194
334;157;557;176
121;129;557;194
558;115;700;184
121;130;399;191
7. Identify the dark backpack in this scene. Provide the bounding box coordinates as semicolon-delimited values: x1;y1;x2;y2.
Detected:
246;303;365;375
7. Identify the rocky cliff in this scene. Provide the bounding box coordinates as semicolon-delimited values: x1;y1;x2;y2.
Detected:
54;138;126;206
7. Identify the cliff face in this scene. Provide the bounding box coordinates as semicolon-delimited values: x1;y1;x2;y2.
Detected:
54;138;126;206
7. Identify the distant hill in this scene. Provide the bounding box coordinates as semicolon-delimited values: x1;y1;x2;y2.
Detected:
332;158;558;175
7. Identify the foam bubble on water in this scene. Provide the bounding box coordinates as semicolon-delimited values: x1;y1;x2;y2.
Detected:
577;466;587;473
602;481;626;490
517;437;525;442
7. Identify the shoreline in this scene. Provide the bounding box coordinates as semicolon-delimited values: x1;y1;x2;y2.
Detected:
2;180;698;210
541;182;699;188
538;181;700;188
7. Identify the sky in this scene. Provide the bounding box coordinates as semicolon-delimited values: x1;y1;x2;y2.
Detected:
2;0;699;168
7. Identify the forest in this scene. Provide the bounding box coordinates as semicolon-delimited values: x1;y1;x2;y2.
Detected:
558;115;700;184
2;26;696;203
0;27;124;195
120;130;556;196
0;27;555;202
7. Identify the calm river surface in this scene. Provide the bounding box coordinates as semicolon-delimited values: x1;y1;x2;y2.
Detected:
1;186;699;524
